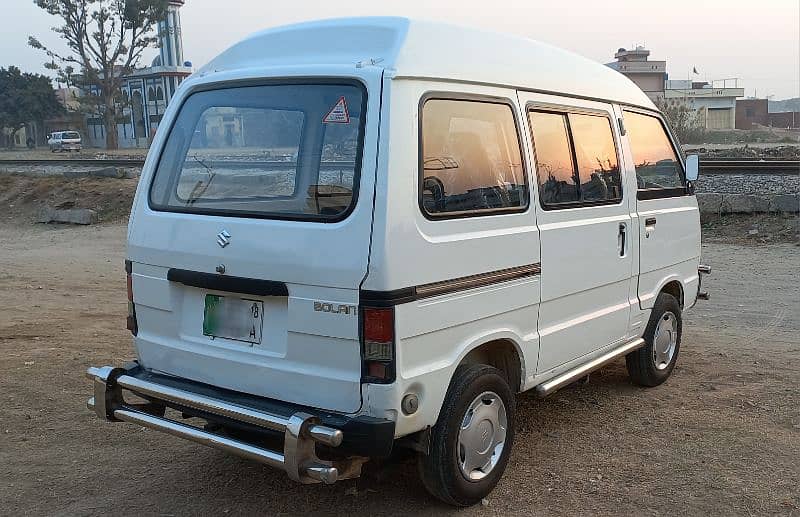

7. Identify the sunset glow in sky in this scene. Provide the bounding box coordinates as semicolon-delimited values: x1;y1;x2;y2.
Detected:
2;0;798;99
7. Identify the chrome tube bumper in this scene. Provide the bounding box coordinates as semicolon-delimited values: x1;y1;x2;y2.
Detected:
694;264;711;305
86;366;362;484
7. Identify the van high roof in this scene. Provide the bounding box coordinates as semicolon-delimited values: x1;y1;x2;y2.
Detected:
199;17;655;110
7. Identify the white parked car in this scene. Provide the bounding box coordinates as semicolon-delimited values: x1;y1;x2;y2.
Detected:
86;17;710;506
48;130;82;152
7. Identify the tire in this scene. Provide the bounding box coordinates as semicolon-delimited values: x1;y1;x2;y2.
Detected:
626;292;682;387
418;364;515;506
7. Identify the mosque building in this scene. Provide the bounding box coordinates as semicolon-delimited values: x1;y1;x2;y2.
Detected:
84;0;192;148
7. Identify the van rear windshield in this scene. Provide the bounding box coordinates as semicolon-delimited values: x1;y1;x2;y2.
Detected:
63;131;80;139
149;83;366;221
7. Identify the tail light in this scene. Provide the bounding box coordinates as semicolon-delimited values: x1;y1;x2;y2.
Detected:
125;260;138;335
361;307;395;383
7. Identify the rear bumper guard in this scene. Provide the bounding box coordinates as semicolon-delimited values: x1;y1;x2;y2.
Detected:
86;365;361;484
694;264;711;306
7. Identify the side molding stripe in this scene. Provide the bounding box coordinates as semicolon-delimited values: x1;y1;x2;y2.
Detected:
361;263;541;307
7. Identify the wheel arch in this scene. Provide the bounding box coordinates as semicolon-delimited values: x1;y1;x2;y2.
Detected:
660;279;685;308
454;334;526;393
640;273;686;310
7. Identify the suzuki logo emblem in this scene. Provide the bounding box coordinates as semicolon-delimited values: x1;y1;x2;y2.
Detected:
216;229;231;248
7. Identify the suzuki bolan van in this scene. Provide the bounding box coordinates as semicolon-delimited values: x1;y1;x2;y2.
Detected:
86;17;710;506
48;130;82;152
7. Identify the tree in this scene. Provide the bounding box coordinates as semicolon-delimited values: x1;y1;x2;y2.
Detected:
654;97;706;145
29;0;168;149
0;66;64;148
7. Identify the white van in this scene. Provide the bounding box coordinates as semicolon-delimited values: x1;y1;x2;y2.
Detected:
87;18;710;506
48;130;82;152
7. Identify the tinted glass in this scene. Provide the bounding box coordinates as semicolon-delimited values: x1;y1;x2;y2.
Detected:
567;113;621;202
149;83;365;220
528;111;578;204
624;111;684;189
421;99;527;216
63;131;81;139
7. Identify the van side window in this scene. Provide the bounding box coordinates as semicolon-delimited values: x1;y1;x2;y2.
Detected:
568;114;621;202
420;98;527;217
529;109;622;208
526;112;578;204
623;111;684;191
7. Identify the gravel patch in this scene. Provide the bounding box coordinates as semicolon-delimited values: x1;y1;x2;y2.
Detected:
695;174;799;195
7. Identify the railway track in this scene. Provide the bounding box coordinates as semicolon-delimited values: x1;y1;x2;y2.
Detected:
0;158;797;174
0;158;146;167
699;159;799;175
0;158;355;170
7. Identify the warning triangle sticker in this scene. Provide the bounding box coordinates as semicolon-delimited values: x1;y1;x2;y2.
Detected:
323;96;350;124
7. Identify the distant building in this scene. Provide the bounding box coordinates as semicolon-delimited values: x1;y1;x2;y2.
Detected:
607;46;744;130
45;86;85;139
664;79;744;130
83;0;192;148
606;46;666;101
735;98;769;129
1;126;30;149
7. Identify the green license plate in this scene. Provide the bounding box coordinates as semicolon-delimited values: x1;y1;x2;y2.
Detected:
203;294;264;344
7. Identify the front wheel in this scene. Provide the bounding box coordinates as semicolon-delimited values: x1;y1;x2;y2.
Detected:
418;364;515;506
626;292;682;386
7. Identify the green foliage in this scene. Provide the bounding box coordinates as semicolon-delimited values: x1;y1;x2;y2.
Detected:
0;66;64;147
654;97;706;145
29;0;169;149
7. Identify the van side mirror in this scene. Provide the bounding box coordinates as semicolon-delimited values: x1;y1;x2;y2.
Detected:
685;154;699;182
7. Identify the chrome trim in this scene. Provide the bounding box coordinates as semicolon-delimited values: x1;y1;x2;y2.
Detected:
415;263;541;299
535;338;645;397
114;407;288;470
692;264;712;307
216;229;231;248
85;366;358;484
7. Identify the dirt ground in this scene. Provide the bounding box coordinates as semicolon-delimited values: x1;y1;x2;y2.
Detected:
0;174;137;224
0;184;798;515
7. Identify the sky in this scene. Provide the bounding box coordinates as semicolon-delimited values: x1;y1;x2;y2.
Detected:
2;0;798;100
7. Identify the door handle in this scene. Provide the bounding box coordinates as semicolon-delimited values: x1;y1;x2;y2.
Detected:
618;223;627;257
644;217;657;239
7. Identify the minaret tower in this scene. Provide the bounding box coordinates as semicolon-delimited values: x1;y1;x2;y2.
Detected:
158;0;185;67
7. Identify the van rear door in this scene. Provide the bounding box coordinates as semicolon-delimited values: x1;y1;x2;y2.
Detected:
127;81;377;413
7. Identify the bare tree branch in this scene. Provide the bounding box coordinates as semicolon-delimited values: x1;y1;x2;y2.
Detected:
30;0;168;149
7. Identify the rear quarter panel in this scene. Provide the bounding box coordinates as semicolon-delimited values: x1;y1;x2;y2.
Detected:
363;79;541;436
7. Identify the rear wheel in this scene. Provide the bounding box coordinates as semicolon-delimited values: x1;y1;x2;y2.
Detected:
626;292;682;386
418;364;515;506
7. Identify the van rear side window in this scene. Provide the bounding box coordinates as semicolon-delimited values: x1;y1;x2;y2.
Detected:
420;98;528;217
149;83;367;221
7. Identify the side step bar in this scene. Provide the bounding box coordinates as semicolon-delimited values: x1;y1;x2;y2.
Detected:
86;366;360;484
535;338;645;397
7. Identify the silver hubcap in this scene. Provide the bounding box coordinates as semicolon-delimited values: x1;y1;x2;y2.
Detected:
457;391;507;481
653;311;678;370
